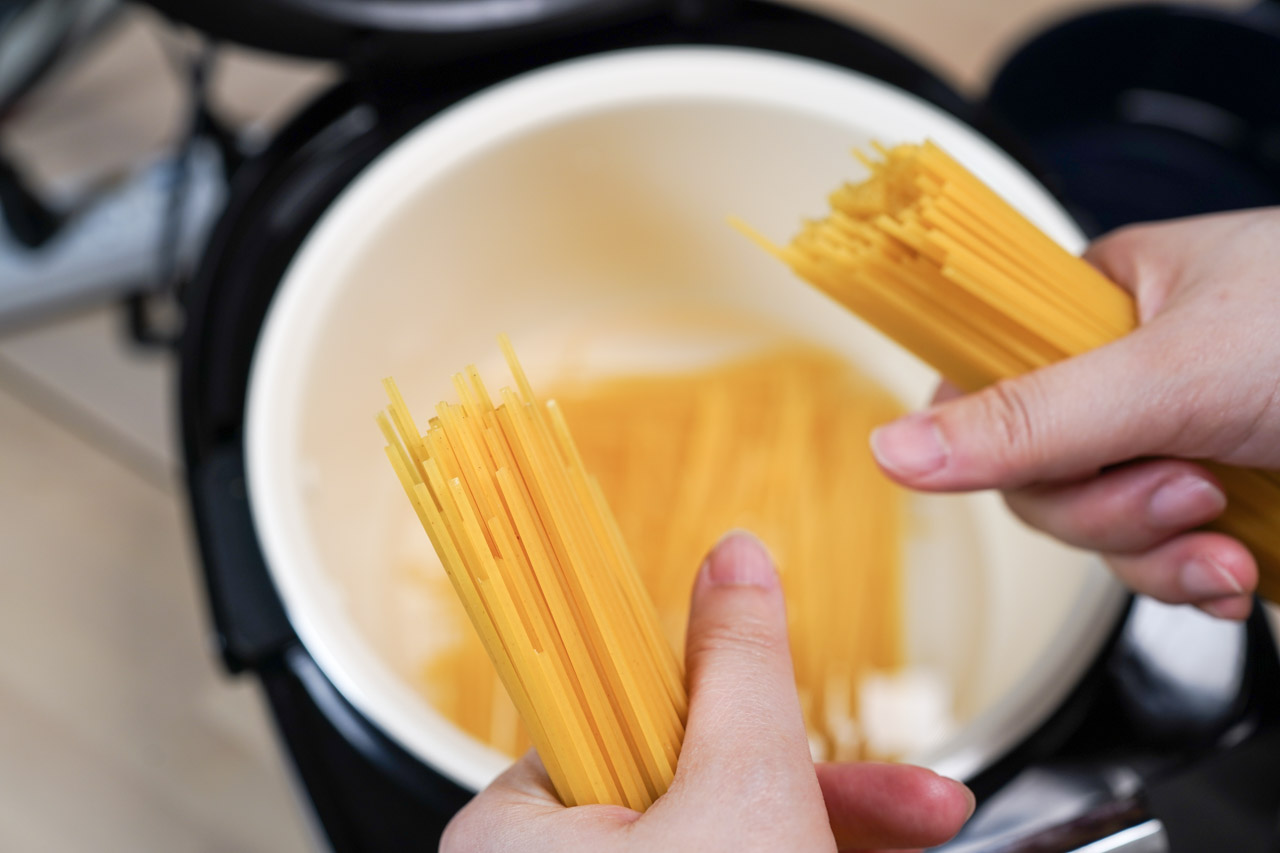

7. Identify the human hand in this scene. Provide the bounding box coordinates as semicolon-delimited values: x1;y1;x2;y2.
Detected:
868;208;1280;620
440;531;974;852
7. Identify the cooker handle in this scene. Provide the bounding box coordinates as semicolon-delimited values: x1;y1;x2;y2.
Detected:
190;446;296;671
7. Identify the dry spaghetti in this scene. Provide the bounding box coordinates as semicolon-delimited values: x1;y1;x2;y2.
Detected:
379;336;686;810
745;140;1280;602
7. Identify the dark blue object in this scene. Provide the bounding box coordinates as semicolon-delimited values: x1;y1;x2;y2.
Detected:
986;4;1280;235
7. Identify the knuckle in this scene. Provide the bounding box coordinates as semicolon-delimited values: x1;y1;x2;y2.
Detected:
686;612;780;665
978;379;1041;474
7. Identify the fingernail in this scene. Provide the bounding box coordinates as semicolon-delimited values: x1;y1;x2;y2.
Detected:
1148;476;1227;529
950;778;977;820
1180;555;1244;599
703;530;778;589
870;413;949;479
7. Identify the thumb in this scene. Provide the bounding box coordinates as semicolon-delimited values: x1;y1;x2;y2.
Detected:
673;531;821;802
869;333;1181;491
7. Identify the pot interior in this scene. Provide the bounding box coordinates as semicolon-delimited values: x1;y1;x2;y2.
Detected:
246;47;1126;792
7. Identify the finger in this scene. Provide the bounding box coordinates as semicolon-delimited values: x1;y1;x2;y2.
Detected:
674;531;821;804
1103;531;1257;616
868;331;1188;492
816;762;973;850
1197;593;1256;621
930;380;964;406
1004;459;1227;553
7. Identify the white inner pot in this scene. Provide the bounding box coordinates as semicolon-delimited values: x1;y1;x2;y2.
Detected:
246;46;1127;793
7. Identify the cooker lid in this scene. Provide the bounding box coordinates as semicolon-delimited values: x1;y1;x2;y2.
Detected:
142;0;687;62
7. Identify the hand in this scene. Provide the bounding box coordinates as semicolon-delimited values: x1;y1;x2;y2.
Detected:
868;208;1280;620
440;531;974;852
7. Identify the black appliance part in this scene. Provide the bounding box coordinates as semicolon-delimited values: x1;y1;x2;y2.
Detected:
143;0;668;64
181;76;471;850
939;601;1280;852
0;144;61;247
179;5;1000;848
986;4;1280;236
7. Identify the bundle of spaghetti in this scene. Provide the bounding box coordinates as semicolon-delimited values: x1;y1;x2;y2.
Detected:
410;346;911;764
378;335;687;811
746;140;1280;602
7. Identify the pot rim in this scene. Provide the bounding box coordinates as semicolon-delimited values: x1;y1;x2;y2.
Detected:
245;45;1128;793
